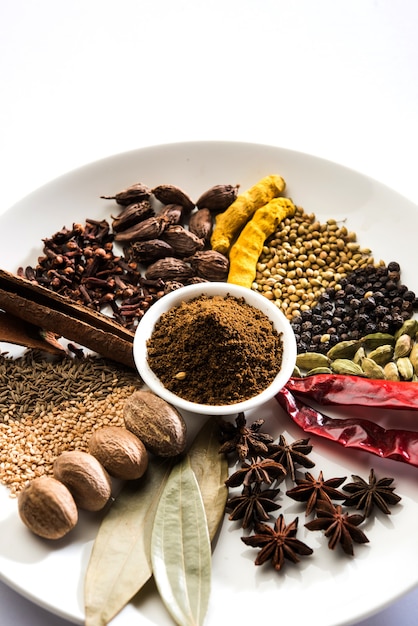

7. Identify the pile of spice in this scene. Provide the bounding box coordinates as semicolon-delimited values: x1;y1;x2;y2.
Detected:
146;294;284;404
252;205;378;317
0;351;142;496
248;206;417;354
218;413;401;569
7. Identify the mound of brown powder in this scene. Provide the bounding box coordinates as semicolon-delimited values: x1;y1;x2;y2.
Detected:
146;294;284;405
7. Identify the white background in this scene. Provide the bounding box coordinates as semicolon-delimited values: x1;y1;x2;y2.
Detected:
0;1;417;625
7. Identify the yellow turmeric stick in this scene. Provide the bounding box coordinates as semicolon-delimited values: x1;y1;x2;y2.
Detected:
227;197;296;289
210;174;286;255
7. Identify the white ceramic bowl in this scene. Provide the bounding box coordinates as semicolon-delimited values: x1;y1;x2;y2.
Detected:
133;282;297;416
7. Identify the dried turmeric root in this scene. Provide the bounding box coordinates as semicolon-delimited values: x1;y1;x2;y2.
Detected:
210;174;286;255
227;197;296;289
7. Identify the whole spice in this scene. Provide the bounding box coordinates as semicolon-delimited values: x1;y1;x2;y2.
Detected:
267;434;315;481
225;456;286;488
88;426;149;480
188;208;213;242
114;215;167;243
0;351;140;496
101;182;152;205
253;207;377;322
111;200;155;233
276;386;418;468
125;239;176;264
18;476;78;540
226;483;281;529
187;250;229;281
16;217;165;331
123;390;187;457
151;183;195;214
222;412;400;570
53;450;112;511
342;469;402;517
196;183;240;212
218;413;274;461
241;515;313;571
144;257;195;282
286;470;346;516
157;203;184;225
211;174;286;255
290;261;417;353
0;310;64;354
162;224;204;256
146;294;284;405
305;500;369;555
0;268;136;368
227;197;296;289
286;374;418;410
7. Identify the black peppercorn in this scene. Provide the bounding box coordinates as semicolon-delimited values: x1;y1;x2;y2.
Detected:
290;261;416;353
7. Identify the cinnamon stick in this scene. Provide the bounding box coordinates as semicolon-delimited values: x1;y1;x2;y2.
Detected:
0;269;136;368
0;310;64;354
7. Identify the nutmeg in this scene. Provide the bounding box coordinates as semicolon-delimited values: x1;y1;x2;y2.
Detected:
89;426;149;480
18;476;78;540
123;390;187;457
53;450;112;511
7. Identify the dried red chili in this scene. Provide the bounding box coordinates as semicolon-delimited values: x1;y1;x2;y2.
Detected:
286;374;418;410
276;387;418;468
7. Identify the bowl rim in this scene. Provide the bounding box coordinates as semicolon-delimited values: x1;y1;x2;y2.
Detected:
133;282;297;416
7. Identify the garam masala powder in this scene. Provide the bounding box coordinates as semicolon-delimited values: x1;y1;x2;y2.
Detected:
146;294;284;405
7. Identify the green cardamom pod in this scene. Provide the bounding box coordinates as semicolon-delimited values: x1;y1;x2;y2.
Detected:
396;357;414;380
353;346;366;365
330;359;364;376
409;342;418;376
393;334;413;359
361;332;395;349
305;366;333;376
326;340;362;360
292;365;302;378
296;352;330;370
368;344;394;366
383;361;400;381
394;319;418;340
361;357;385;380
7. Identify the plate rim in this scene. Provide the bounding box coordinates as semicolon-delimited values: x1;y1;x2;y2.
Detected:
1;139;418;626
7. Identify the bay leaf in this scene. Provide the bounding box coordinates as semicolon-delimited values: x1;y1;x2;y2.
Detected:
84;458;173;626
188;417;228;540
151;455;212;626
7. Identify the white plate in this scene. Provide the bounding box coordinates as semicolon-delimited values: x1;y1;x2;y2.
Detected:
1;141;418;626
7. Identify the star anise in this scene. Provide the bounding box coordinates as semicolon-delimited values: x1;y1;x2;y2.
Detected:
226;483;281;529
305;499;369;556
286;470;346;515
241;514;313;571
342;469;402;517
218;413;274;461
268;435;315;481
225;456;286;488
